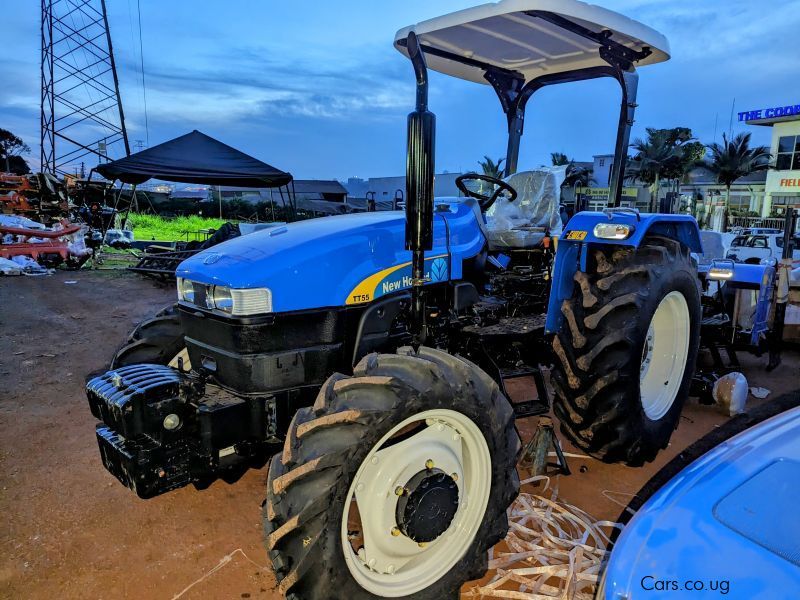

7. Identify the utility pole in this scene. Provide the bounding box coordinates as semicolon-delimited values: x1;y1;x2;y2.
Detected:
41;0;129;176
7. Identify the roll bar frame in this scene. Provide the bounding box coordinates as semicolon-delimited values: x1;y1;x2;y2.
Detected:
397;11;652;207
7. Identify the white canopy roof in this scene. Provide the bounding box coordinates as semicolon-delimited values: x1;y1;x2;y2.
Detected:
394;0;670;84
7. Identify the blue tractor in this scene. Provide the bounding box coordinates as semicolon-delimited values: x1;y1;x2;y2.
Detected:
84;1;757;598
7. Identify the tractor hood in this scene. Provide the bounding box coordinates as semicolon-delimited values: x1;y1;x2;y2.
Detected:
176;199;485;313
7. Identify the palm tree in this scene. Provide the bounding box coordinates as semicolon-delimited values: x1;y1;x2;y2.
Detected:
698;133;771;223
629;128;681;211
550;152;570;167
478;156;505;178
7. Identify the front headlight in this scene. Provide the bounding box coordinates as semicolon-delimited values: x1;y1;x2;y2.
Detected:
229;287;272;315
212;286;272;316
211;286;234;313
178;279;272;316
177;277;195;302
594;223;633;240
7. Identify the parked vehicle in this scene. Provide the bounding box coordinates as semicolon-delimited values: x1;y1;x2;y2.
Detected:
84;1;774;597
726;233;800;264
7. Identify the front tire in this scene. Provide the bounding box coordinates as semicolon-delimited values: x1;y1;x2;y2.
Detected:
263;346;520;599
551;236;701;466
111;304;186;368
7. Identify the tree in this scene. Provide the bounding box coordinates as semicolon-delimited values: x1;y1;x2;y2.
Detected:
698;132;771;225
0;129;31;174
550;152;570;166
478;155;505;178
628;128;681;211
5;155;31;175
628;127;709;212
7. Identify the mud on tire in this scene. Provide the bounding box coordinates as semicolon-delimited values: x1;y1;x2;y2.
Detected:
550;236;701;466
263;346;520;599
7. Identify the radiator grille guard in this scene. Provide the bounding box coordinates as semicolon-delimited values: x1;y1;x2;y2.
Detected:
86;364;197;498
86;363;272;498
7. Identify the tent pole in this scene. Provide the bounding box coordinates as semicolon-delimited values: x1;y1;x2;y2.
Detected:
218;185;222;219
270;189;275;221
122;184;136;230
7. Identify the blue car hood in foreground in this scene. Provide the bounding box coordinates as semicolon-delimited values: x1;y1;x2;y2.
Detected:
176;200;484;313
603;406;800;600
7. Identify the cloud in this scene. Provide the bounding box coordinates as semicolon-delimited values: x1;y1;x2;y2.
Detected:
118;40;418;127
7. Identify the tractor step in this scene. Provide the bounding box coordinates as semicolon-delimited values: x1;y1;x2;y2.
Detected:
463;314;546;338
498;365;550;419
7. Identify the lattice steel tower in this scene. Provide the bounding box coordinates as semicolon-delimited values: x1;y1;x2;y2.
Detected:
41;0;130;176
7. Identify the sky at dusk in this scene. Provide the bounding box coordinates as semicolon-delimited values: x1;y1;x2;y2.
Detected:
3;0;799;180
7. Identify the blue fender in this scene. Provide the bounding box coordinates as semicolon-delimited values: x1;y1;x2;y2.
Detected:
545;212;703;334
602;406;800;599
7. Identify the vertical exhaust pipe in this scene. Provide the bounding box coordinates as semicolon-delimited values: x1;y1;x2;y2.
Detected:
404;31;435;348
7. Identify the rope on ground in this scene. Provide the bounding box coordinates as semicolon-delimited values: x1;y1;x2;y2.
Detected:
171;548;271;600
468;477;623;600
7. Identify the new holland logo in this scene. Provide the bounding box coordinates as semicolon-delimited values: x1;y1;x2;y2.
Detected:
430;257;447;282
345;254;449;305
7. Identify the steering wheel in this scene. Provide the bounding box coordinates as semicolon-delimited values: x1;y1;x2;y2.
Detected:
455;174;517;211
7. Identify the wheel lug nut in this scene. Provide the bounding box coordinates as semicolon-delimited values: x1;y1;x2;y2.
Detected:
394;486;407;496
418;541;428;548
391;527;401;537
451;472;458;481
425;459;434;469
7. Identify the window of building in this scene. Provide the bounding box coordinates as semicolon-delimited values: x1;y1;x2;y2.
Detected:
598;159;605;167
776;135;800;171
772;195;800;207
728;195;750;209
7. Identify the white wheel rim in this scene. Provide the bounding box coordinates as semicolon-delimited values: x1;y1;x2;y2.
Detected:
639;291;690;420
340;409;492;597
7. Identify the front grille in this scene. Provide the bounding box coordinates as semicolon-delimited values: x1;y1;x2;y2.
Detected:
86;364;181;438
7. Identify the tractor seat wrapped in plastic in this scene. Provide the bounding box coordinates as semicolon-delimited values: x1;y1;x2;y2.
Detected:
484;167;565;249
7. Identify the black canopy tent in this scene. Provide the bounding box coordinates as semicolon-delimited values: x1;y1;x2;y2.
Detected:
90;130;295;278
95;130;292;188
93;130;295;222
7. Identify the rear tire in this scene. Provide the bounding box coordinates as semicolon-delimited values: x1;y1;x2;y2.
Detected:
111;304;185;368
550;236;701;466
263;346;520;599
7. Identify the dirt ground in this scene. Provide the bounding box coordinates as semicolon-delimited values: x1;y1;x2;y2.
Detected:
1;270;798;600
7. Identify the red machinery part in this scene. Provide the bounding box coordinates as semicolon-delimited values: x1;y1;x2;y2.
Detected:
0;219;82;262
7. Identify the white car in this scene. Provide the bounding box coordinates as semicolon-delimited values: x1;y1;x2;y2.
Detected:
726;233;800;264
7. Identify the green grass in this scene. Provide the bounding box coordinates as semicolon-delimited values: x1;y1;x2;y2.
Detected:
127;214;230;242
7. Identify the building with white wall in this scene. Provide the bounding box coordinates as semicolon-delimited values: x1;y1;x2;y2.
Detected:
741;102;800;216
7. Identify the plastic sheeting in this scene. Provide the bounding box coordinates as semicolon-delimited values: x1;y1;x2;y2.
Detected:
484;167;565;249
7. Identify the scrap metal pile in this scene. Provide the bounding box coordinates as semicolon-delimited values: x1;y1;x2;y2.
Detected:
0;173;94;274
